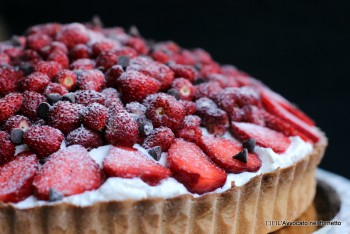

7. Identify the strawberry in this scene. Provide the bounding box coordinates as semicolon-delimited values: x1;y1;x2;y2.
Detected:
71;44;91;60
0;65;22;96
200;63;222;78
54;69;77;91
178;100;196;115
40;41;68;58
125;102;146;119
200;136;262;173
231;122;291;153
167;139;226;194
144;93;186;131
176;124;202;144
66;126;103;150
76;69;105;91
193;48;213;64
168;63;196;82
126;37;149;54
74;90;105;106
230;105;265;126
44;82;68;95
92;40;119;56
47;50;69;68
56;23;89;49
48;101;82;134
27;33;52;51
0;131;16;164
3;115;31;133
105;109;139;147
24;126;64;158
27;23;61;38
70;58;95;70
20;72;50;92
101;88;122;107
116;70;161;103
105;65;123;87
171;78;194;101
0;153;38;203
33;145;103;200
142;127;175;151
261;90;319;142
0;53;10;65
21;91;46;120
81;103;108;131
0;93;23;124
207;73;239;88
34;61;62;79
103;146;171;185
95;51;118;70
194;81;222;100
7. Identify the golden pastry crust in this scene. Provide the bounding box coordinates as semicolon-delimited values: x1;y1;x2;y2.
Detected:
0;133;327;234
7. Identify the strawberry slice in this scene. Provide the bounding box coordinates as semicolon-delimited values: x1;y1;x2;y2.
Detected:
33;145;104;200
167;139;227;194
261;90;319;142
231;122;291;153
103;146;171;186
200;136;262;173
0;152;38;203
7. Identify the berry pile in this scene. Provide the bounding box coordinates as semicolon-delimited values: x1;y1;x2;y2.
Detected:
0;21;320;202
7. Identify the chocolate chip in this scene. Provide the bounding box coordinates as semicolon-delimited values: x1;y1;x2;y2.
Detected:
243;139;256;153
167;88;181;100
46;93;62;105
10;128;24;144
138;118;153;136
233;148;248;163
19;62;34;76
194;77;206;85
194;64;202;71
62;93;75;103
117;56;130;69
147;146;162;161
49;188;63;202
129;25;140;37
39;158;46;164
37;102;51;120
91;15;104;27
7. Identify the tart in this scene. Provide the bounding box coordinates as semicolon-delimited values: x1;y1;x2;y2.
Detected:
0;21;327;234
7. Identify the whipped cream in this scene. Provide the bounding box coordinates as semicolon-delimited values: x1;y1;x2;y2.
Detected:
13;129;313;209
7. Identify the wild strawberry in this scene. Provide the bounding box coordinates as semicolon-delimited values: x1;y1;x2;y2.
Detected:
33;145;103;200
34;61;62;79
230;105;265;126
47;50;69;68
95;51;118;70
0;153;38;202
44;82;68;95
231;121;291;153
56;23;89;49
0;53;10;64
151;50;170;63
40;41;68;58
48;101;82;134
194;81;222;100
126;37;149;54
21;91;46;120
0;93;23;124
207;73;239;88
3;115;31;133
0;65;22;96
105;65;123;87
21;49;42;64
116;70;161;103
24;125;64;158
0;131;16;165
200;136;262;173
193;48;213;64
101;87;122;107
92;40;120;56
103;146;170;185
26;33;52;51
81;103;108;131
74;90;105;106
142;127;175;151
127;56;174;90
195;97;229;136
168;63;196;82
171;78;194;101
167;139;226;194
70;58;95;70
178;100;196;115
125;101;146;119
144;93;186;131
20;72;50;92
176;124;202;144
66;126;103;150
71;44;91;60
105;109;139;147
173;49;196;65
200;63;222;78
27;23;61;38
54;69;77;91
76;69;105;91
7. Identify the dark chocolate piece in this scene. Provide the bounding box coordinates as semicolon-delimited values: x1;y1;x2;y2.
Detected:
46;93;62;105
194;77;206;85
10;128;24;144
117;56;130;69
243;139;256;153
233;148;248;163
147;146;162;161
138;118;154;136
62;93;75;103
49;188;63;202
167;88;181;100
37;102;51;120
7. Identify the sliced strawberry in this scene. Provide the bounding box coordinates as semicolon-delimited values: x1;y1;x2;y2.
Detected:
200;136;261;173
167;139;227;194
231;122;291;153
0;152;38;203
33;145;103;200
103;146;171;186
261;91;319;142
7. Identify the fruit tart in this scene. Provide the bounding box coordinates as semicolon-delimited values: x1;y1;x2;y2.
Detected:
0;21;327;234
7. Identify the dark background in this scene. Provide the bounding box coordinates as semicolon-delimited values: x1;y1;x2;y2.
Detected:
1;0;350;178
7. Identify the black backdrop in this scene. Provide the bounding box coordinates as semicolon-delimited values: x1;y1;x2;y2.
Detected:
2;0;350;178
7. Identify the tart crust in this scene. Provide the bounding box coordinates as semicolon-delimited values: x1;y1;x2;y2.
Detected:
0;133;327;234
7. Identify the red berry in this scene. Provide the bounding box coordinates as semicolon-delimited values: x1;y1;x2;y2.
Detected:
193;48;213;64
20;72;50;92
105;65;123;87
74;90;105;106
178;100;196;115
0;65;22;96
171;78;194;101
200;63;222;78
27;33;52;51
40;41;68;58
0;53;10;64
27;23;62;38
44;82;68;95
70;58;95;70
3;115;31;133
125;101;146;118
151;50;170;63
66;126;103;150
0;131;16;165
0;93;23;124
76;69;105;91
194;81;222;100
21;91;47;120
55;69;77;91
101;87;122;107
56;23;89;49
142;127;175;151
167;139;227;194
95;51;118;70
116;70;161;103
126;37;149;54
207;73;239;88
176;124;202;145
230;105;265;126
34;61;62;79
24;125;64;158
144;93;186;131
81;103;108;131
103;146;170;186
92;40;119;56
48;101;82;134
33;145;103;200
47;50;69;68
168;63;197;82
0;153;38;203
71;44;91;60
